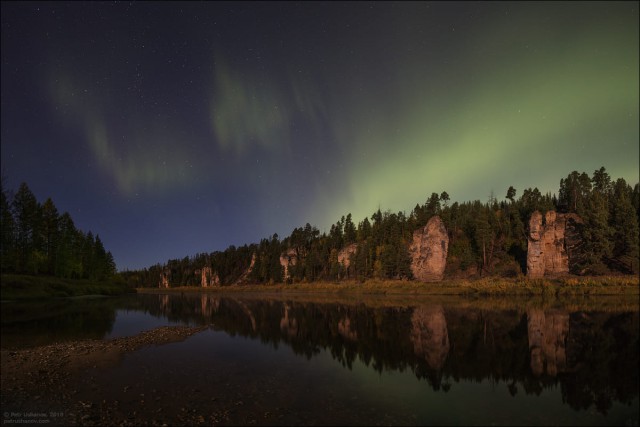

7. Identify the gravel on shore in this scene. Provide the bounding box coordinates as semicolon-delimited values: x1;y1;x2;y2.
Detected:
1;325;211;426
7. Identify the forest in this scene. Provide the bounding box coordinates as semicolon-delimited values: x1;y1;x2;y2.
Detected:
120;167;639;288
1;182;116;281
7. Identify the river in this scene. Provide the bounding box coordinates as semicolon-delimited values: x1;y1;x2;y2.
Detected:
1;292;638;425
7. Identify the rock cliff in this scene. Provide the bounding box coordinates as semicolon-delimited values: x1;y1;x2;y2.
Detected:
338;243;358;270
159;270;171;288
235;253;256;284
527;210;581;278
279;248;298;281
197;266;220;287
409;216;449;282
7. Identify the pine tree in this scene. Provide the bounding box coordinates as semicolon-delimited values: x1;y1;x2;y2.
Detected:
56;213;81;278
344;213;356;244
579;191;613;274
610;179;639;273
0;185;16;272
11;183;39;273
41;198;59;275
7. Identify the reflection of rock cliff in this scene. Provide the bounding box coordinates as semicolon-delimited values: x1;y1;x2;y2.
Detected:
527;210;581;278
409;216;449;282
338;315;358;341
527;309;570;376
200;294;220;318
280;303;298;337
410;305;450;370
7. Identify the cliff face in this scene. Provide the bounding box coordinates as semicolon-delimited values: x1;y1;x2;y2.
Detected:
279;249;298;281
235;253;256;284
338;243;357;270
159;270;171;288
409;216;449;282
198;266;220;287
527;210;581;278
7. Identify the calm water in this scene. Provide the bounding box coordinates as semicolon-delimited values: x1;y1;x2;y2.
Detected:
1;292;638;425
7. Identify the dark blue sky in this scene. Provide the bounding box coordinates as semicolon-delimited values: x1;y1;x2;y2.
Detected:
2;1;638;270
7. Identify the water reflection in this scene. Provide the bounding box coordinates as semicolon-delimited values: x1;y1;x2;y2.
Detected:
527;309;569;377
410;305;449;371
2;292;638;417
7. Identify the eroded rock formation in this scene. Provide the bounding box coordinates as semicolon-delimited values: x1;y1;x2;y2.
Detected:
338;243;358;270
410;305;450;370
159;270;171;288
235;253;256;284
409;216;449;282
527;210;581;278
279;249;298;281
527;309;570;376
197;266;220;287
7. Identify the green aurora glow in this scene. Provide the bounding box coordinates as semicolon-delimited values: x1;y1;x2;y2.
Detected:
3;1;637;268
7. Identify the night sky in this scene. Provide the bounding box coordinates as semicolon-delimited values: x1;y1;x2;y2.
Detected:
2;2;638;270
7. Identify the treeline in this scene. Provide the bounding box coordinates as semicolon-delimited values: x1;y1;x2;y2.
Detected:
1;182;116;280
122;167;639;288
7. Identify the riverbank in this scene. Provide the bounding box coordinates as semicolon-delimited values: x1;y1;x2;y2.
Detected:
137;275;639;297
0;274;135;301
1;325;209;426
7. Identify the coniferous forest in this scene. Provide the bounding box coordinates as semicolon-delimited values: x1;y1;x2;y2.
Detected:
2;167;637;288
1;182;116;280
118;167;639;288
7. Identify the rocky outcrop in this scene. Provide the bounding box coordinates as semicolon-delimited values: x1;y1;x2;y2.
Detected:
235;253;256;284
279;249;298;281
410;305;450;370
527;210;582;278
409;216;449;282
197;266;220;287
527;309;570;376
338;243;358;270
159;270;171;288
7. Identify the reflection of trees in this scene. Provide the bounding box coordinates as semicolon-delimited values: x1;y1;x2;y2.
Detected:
1;297;123;348
561;312;639;414
7;294;635;415
133;294;638;415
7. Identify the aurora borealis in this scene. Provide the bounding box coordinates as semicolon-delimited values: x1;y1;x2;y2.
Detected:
1;2;638;270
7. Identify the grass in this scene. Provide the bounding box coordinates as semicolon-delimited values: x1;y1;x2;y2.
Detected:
137;275;639;297
1;274;135;301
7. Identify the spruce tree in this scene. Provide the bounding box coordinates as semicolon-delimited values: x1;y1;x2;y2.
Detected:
611;179;639;273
